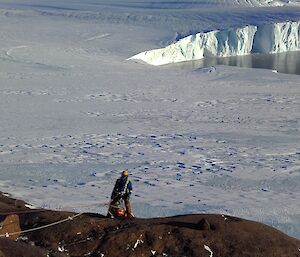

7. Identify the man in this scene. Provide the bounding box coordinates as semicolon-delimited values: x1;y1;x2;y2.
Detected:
108;170;134;218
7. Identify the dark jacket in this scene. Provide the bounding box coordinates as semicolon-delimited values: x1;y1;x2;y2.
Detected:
111;175;132;199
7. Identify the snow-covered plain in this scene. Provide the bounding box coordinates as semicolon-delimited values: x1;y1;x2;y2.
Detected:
0;0;299;239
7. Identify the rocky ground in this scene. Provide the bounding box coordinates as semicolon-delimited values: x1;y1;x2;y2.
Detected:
0;192;299;257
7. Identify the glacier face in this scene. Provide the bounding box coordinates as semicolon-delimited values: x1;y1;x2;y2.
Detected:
253;21;300;53
129;21;300;66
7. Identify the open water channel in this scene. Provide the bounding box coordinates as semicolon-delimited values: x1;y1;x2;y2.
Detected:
169;51;300;75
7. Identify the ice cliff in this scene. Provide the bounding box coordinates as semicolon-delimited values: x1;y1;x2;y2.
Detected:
129;21;300;65
253;21;300;53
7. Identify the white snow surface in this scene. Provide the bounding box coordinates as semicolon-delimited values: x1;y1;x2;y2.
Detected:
129;21;300;65
0;0;299;240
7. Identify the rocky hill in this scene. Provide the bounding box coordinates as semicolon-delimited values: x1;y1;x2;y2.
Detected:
0;193;299;257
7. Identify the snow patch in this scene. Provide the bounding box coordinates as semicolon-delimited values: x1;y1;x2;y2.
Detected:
204;245;213;257
25;204;37;209
5;46;28;58
129;21;300;65
85;33;112;41
133;239;144;249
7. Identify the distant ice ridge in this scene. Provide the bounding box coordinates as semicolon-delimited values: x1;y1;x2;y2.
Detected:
242;0;300;6
129;21;300;65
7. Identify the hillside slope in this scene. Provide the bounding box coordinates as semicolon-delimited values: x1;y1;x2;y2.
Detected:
0;193;299;257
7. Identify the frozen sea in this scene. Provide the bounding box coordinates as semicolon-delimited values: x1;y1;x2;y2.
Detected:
0;0;299;239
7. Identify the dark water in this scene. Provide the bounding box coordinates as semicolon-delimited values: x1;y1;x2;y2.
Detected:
168;51;300;75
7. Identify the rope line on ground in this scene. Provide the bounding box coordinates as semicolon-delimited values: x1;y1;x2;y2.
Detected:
0;202;117;238
0;189;129;238
0;200;124;238
0;212;83;238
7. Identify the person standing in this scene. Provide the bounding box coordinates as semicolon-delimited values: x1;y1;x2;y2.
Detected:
108;170;133;218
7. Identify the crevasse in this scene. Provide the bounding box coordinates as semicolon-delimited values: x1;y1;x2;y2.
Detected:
128;21;300;66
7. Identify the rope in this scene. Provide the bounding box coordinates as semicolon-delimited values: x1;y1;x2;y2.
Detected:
121;177;130;195
0;212;82;238
0;199;131;238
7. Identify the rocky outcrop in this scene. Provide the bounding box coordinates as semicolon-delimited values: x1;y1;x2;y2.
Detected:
0;193;299;257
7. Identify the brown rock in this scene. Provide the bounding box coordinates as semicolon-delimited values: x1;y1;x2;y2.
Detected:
0;215;21;240
197;218;212;230
0;239;47;257
0;192;299;257
14;200;26;209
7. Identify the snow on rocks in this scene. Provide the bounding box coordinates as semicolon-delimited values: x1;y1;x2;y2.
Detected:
133;239;144;250
24;204;37;209
128;21;300;65
204;245;213;257
221;214;228;221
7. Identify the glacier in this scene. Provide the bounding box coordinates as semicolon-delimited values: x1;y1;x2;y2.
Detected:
129;21;300;65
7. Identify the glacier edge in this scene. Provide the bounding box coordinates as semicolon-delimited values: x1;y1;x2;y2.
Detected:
128;21;300;66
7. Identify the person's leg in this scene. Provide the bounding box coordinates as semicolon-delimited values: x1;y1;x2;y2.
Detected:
124;197;133;217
